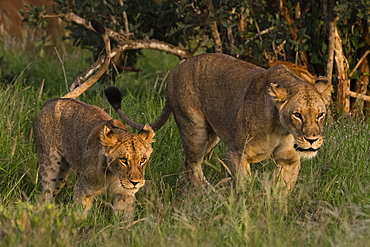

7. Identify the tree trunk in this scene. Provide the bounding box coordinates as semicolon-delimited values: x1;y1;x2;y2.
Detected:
333;23;350;113
322;0;335;84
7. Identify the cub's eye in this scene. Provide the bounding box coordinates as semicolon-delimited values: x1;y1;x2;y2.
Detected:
317;112;325;119
292;112;302;119
140;158;147;166
119;158;128;166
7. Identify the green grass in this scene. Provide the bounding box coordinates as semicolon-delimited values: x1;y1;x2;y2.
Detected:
0;44;370;246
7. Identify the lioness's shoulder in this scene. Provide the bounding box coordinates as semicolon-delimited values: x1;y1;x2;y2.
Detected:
192;53;242;64
179;53;262;73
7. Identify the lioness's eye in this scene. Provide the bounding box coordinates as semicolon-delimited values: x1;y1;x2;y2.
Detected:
119;158;128;166
293;113;302;119
140;158;147;165
317;112;325;119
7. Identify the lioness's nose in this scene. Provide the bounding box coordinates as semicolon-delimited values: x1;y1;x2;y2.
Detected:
304;137;318;144
130;180;139;186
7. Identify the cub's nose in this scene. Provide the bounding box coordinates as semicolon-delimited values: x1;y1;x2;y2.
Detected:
304;137;318;144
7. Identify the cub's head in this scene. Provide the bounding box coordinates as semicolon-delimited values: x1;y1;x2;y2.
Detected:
269;75;331;159
100;120;155;192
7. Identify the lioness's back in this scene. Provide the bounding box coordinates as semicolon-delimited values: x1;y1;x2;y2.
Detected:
167;53;265;141
169;53;264;94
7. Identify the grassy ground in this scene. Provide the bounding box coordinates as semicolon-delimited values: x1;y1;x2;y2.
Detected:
0;43;369;246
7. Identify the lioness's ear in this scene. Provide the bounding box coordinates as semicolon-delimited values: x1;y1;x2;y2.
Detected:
314;76;332;105
139;124;155;143
100;125;119;147
269;83;288;103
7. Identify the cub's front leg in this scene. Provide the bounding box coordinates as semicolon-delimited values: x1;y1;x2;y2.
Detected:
112;193;136;218
109;179;137;218
73;176;104;212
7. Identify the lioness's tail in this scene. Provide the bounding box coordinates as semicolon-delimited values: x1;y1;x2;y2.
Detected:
62;20;111;99
104;87;171;131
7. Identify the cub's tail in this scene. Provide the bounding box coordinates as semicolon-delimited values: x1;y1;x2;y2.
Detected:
62;20;111;99
104;87;171;131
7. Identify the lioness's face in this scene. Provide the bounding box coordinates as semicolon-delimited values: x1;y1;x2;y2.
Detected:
100;125;155;192
269;76;331;159
280;91;327;159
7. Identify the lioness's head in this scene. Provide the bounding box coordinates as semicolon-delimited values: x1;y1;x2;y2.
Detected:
100;120;155;192
269;69;331;159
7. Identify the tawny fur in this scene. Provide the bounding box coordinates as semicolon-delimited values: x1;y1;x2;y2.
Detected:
110;53;331;192
33;21;155;217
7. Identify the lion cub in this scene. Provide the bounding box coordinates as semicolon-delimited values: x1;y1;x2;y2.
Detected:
33;21;155;217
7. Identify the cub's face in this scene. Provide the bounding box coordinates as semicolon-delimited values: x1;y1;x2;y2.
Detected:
269;76;331;159
100;124;155;192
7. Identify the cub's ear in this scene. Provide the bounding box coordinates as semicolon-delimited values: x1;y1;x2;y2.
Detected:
111;119;126;129
139;124;155;143
314;76;332;105
269;83;288;104
100;125;119;147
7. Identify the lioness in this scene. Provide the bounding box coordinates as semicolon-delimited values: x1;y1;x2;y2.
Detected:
33;20;155;216
106;53;331;192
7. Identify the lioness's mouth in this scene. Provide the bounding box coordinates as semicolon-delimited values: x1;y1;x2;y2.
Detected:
294;144;320;152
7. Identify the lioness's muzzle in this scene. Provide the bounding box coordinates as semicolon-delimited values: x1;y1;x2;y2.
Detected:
294;144;320;152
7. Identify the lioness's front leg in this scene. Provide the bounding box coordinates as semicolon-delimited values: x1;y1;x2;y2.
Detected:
185;157;210;187
272;153;300;193
174;111;213;188
226;147;251;190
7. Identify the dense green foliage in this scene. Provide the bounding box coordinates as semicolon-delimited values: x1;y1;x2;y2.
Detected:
22;0;369;75
1;41;370;246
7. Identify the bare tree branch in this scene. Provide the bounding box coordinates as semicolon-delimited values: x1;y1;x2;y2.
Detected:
47;12;192;59
69;39;193;91
209;21;222;53
69;51;118;91
205;0;222;53
245;26;275;44
45;12;192;90
349;50;370;77
348;91;370;102
122;11;131;36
